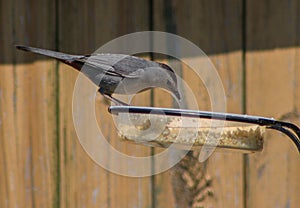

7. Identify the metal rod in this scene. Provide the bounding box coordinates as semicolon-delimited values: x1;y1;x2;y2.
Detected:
267;125;300;153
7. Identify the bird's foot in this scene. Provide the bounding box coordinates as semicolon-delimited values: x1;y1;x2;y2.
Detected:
98;88;129;106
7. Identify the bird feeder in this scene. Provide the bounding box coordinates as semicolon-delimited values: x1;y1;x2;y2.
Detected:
109;106;300;154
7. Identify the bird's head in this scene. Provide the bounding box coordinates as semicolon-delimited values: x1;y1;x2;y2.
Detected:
157;63;181;101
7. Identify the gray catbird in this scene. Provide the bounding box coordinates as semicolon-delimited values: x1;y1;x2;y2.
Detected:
16;45;180;105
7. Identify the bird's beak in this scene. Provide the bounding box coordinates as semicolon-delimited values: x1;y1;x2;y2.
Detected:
174;91;181;101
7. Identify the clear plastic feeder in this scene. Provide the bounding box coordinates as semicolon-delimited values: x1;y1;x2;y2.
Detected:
109;106;300;154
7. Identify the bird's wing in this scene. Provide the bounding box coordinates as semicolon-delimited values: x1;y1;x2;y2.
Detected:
75;54;154;78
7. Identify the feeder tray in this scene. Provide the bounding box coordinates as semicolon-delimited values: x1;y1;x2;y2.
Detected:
109;106;300;154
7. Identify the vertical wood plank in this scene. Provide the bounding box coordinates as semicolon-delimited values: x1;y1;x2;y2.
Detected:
0;0;58;207
14;0;58;206
0;1;19;207
0;66;18;208
153;0;244;207
246;1;300;207
94;1;152;206
57;1;108;207
58;0;152;207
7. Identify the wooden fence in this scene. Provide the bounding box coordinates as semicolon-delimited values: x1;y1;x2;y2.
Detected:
1;0;300;207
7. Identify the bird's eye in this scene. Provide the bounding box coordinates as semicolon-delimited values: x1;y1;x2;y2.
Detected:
167;80;172;86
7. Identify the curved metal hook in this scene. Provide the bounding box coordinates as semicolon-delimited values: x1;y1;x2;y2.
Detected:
265;121;300;153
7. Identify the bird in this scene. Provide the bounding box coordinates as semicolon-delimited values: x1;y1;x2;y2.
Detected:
16;45;181;105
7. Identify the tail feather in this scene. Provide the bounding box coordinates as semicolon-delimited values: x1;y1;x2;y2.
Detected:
15;45;83;61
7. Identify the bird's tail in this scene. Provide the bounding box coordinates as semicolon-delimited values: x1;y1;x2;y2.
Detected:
15;45;83;61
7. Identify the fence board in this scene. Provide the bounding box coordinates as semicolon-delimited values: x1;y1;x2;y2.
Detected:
0;1;19;207
57;1;110;207
246;1;300;207
153;0;244;207
0;66;20;208
14;0;58;205
0;0;58;207
99;1;153;206
58;0;152;207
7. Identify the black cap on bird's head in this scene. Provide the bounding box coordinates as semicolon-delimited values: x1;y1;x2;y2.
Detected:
158;63;181;101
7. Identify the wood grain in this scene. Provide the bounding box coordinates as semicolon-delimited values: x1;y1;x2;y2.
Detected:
0;0;58;207
153;0;244;207
0;1;19;207
246;1;300;207
1;1;300;207
0;66;20;208
0;1;57;207
246;50;300;207
58;0;152;207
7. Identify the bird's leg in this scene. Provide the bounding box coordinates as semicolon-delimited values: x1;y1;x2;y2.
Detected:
98;88;129;106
